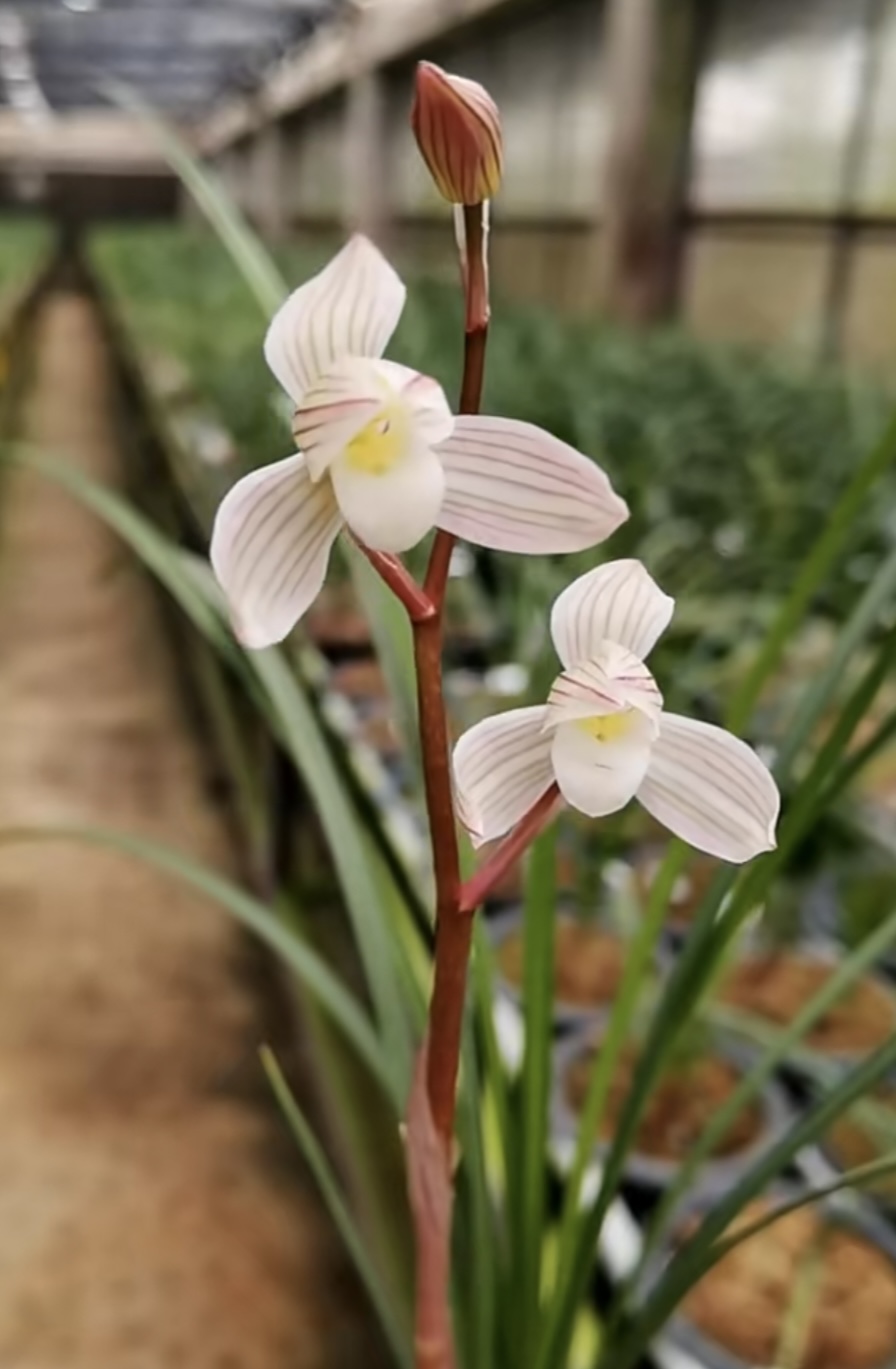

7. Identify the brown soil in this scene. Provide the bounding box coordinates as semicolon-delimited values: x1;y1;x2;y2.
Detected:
497;919;624;1009
0;291;377;1369
564;1045;760;1161
719;952;896;1055
681;1199;896;1369
825;1088;896;1201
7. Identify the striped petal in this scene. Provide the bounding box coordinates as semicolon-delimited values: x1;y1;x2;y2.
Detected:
551;560;675;668
294;357;453;482
435;416;628;554
331;442;446;554
637;714;780;864
453;706;553;847
551;712;655;819
210;453;343;648
379;361;455;446
264;236;406;405
544;642;663;733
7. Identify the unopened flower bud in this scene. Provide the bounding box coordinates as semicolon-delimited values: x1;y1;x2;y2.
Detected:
411;61;503;205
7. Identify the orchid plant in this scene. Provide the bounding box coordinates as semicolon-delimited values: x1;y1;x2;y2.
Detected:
207;61;780;1369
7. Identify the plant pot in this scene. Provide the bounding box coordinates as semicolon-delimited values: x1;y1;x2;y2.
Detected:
717;943;896;1063
644;1188;896;1369
819;1083;896;1210
550;1027;791;1194
487;905;631;1029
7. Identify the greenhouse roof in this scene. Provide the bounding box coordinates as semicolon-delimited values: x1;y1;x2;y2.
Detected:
0;0;343;115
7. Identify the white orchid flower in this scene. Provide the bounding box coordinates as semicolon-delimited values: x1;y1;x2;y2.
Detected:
210;236;628;648
453;560;780;864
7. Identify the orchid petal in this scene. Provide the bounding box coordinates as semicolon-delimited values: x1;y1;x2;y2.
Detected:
544;642;663;733
551;559;675;668
210;453;343;648
378;360;454;446
264;236;406;404
453;706;553;847
331;442;446;554
551;712;654;819
637;713;780;863
435;416;628;553
294;357;453;482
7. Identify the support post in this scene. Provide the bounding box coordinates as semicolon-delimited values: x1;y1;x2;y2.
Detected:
599;0;710;325
344;68;389;241
251;122;287;241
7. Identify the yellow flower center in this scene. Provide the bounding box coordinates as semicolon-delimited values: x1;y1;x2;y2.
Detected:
344;401;410;476
577;710;635;744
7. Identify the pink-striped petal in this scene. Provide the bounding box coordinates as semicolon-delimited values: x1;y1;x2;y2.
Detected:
378;360;455;446
435;416;628;553
452;706;553;847
264;236;406;405
637;713;780;864
294;357;453;482
544;642;663;733
293;358;386;481
210;453;343;649
551;559;675;668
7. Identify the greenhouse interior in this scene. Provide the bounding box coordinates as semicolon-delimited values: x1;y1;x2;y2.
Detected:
5;0;896;1367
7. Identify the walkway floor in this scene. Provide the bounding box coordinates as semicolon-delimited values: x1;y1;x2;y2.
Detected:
0;288;371;1368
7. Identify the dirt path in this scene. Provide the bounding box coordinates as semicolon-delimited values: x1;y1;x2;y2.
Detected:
0;288;373;1369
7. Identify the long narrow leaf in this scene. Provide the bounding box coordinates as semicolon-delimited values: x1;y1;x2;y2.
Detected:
261;1047;413;1369
607;1033;896;1369
517;829;556;1366
728;405;896;730
621;880;896;1303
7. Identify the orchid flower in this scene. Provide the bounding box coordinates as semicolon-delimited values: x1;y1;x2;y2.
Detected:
453;560;780;863
210;236;627;648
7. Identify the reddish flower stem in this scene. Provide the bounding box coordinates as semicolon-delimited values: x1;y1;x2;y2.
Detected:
420;201;489;1147
459;784;561;914
406;202;490;1369
354;539;435;623
359;201;502;1369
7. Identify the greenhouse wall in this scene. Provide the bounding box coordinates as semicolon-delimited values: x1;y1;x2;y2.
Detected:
201;0;896;369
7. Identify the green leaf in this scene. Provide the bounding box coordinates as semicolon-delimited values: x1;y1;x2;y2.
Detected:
728;403;896;731
261;1047;413;1369
607;1034;896;1369
516;828;557;1365
103;80;286;318
622;876;896;1303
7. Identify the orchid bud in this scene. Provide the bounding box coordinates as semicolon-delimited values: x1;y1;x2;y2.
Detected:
411;61;503;205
